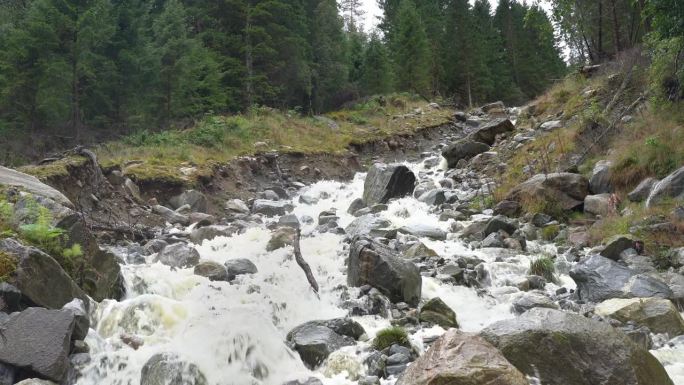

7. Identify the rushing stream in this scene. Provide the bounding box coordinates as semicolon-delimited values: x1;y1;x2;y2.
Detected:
75;156;684;385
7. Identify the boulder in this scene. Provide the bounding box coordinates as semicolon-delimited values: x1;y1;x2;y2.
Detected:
189;225;234;244
152;205;189;226
169;190;208;213
0;282;21;313
62;298;89;341
278;214;300;229
647;166;684;207
584;194;613;216
398;224;447;241
481;232;504;248
595;297;684;336
362;164;416;206
347;238;421;306
154;243;200;268
506;173;589;211
124;178;144;203
0;238;87;309
14;380;57;385
569;254;672;302
540;120;563;130
403;242;438;259
0;307;76;382
345;215;392;239
266;227;297;251
224;258;258;280
480;308;673;385
419;297;458;329
140;353;207;385
512;291;558;314
252;199;293;217
225;199;250;214
396;329;527;385
483;216;517;237
589;160;613;194
481;101;506;113
286;320;359;369
441;140;490;168
599;234;637;260
347;198;366;215
417;189;447;206
469;119;515;145
628;178;658;202
0;166;72;208
493;200;521;216
193;260;230;282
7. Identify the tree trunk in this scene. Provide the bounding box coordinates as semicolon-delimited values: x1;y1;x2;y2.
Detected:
597;0;604;62
610;0;622;54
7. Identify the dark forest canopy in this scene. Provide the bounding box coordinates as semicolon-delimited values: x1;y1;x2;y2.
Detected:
0;0;677;142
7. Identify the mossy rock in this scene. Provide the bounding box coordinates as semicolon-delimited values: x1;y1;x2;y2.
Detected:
18;156;88;180
419;297;459;329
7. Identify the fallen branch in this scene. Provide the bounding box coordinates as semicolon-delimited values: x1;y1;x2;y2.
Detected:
293;228;319;295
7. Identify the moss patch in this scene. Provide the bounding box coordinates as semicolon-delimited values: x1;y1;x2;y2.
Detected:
0;251;17;282
372;326;410;350
18;156;88;180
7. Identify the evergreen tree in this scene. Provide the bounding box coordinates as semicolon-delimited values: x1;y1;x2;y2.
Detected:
393;0;431;95
361;32;393;95
442;0;476;105
310;0;348;112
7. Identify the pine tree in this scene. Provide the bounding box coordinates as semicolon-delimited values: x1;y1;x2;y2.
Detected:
361;32;393;95
310;0;348;112
443;0;476;106
340;0;365;31
393;0;431;95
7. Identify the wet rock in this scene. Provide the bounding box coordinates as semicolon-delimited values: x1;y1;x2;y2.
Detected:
62;298;89;341
140;353;207;385
493;200;521;216
531;213;553;227
599;234;637;260
189;225;234;244
259;189;280;201
152;205;189;226
480;308;673;385
362;163;416;206
481;232;504;248
441;140;490;168
0;238;87;309
396;329;527;385
540;120;563;130
589;160;613;194
188;212;215;227
155;243;200;268
345;215;393;239
0;307;76;382
278;214;300;229
0;364;16;385
267;227;297;251
512;291;558;314
397;224;447;240
14;380;57;385
347;198;366;215
419;297;458;329
628;178;658;202
483;215;517;237
282;378;323;385
403;242;438;259
584;194;613;216
646;166;684;207
143;239;168;254
569;254;672;302
193;260;230;282
348;238;422;306
507;173;589;211
252;199;293;217
225;199;250;214
417;189;447;205
595;298;684;336
224;258;258;279
169;190;207;213
469;119;515;145
286;321;357;369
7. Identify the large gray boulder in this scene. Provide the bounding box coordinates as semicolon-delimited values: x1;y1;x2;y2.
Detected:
154;243;200;268
397;224;447;240
224;258;258;280
506;173;589;211
584;194;613;216
345;215;393;239
589;160;613;194
0;166;72;208
0;307;76;382
595;297;684;336
169;190;207;213
569;254;672;302
628;178;658;202
396;329;527;385
441;140;490;168
0;238;88;309
647;166;684;207
152;205;190;226
362;164;416;206
599;234;637;260
286;319;362;369
419;297;459;329
480;308;674;385
483;216;517;237
348;238;421;306
193;260;230;282
469;119;515;145
140;353;207;385
252;199;294;217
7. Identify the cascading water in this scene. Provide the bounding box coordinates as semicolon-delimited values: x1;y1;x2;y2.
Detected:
75;156;684;385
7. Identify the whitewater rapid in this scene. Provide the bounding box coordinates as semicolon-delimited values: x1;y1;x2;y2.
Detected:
75;157;684;385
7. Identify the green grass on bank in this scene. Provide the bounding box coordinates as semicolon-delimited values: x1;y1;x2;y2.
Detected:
22;94;451;186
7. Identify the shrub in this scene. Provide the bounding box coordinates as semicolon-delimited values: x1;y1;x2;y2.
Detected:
529;256;557;283
541;225;561;241
372;326;409;350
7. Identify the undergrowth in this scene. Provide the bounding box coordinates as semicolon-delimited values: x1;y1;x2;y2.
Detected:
373;326;409;350
529;256;557;283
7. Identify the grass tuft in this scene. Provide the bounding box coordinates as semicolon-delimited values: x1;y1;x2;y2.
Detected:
372;326;409;351
529;256;556;283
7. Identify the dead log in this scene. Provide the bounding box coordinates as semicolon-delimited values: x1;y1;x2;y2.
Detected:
293;228;319;294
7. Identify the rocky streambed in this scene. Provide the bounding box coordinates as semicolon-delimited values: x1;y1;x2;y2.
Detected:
2;104;684;385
